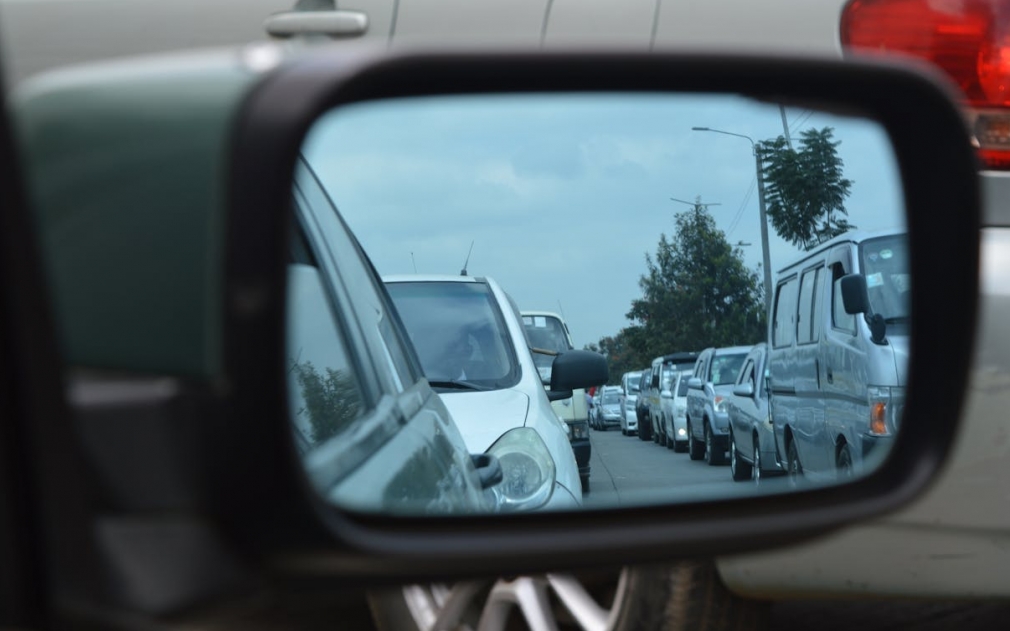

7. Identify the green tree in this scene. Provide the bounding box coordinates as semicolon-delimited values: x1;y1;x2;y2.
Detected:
758;127;854;250
584;326;651;383
627;201;765;354
291;360;362;445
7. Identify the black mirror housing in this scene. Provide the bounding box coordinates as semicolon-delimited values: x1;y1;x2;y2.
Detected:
841;273;871;314
549;350;608;394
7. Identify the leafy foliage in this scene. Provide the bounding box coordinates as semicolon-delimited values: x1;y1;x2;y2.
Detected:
624;202;765;359
758;127;854;250
583;326;651;384
291;360;362;445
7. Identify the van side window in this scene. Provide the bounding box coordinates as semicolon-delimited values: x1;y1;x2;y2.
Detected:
831;264;857;334
797;266;823;345
772;277;798;348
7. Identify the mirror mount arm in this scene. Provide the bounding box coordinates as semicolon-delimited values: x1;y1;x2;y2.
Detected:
547;389;574;402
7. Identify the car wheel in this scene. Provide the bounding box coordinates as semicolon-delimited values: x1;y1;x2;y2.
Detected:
837;443;854;479
752;436;762;484
787;439;803;487
729;432;752;481
638;419;651;441
704;424;724;466
688;422;704;460
665;424;675;450
368;562;769;631
581;474;590;492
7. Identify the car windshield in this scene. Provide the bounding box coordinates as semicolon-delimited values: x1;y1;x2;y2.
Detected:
385;280;519;389
710;353;748;386
603;393;620;405
860;234;910;323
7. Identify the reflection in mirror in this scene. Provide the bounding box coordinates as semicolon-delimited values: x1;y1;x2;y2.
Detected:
289;93;907;515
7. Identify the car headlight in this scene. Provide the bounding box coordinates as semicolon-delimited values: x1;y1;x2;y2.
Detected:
486;427;556;512
714;396;728;413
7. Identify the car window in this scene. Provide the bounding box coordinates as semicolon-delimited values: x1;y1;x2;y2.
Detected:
796;266;822;345
831;262;857;334
773;277;798;347
710;353;747;386
294;160;416;391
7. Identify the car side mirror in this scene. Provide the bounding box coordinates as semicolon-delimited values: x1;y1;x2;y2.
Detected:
841;273;870;314
548;350;609;400
733;382;755;398
687;377;703;390
661;389;673;398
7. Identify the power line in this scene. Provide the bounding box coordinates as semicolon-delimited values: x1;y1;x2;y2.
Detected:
726;176;757;237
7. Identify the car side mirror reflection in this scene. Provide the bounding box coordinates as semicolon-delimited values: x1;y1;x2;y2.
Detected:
687;377;703;390
549;350;609;399
733;382;755;398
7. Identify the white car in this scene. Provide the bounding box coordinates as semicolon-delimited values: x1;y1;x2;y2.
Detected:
383;274;583;511
660;369;693;452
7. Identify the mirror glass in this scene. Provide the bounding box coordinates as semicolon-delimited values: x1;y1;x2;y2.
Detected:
288;92;906;515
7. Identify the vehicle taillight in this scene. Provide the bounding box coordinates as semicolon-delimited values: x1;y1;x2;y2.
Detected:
841;0;1010;169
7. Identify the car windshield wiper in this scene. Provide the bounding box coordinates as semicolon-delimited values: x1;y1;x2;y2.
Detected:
883;315;911;324
427;379;490;391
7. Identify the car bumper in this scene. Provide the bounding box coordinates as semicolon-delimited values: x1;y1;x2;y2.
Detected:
623;410;638;430
570;438;591;472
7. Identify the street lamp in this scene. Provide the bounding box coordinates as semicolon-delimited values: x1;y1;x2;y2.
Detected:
691;127;773;313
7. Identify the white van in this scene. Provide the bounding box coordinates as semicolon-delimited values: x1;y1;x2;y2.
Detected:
767;229;908;483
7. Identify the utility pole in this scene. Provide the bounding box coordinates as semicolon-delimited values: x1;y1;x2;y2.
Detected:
753;147;773;314
779;105;794;150
690;127;773;314
670;196;721;214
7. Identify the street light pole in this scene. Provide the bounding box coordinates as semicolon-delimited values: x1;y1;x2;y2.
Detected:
691;127;773;313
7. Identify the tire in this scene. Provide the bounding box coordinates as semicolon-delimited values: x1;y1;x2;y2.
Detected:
368;562;769;631
665;422;675;450
729;431;752;481
752;436;762;484
581;474;590;492
638;417;651;441
688;422;705;460
704;424;725;466
621;428;628;436
787;439;803;487
837;444;854;479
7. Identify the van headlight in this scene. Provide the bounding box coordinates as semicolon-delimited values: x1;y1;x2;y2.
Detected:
486;427;556;512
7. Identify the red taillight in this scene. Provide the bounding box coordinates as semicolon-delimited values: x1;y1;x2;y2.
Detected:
842;0;1010;169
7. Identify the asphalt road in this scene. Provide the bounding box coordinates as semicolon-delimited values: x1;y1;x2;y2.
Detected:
581;424;791;508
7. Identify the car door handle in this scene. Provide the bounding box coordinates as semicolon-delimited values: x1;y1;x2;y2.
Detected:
826;365;834;384
264;10;368;38
471;453;504;490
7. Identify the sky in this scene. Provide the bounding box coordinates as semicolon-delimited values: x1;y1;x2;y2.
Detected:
302;93;904;350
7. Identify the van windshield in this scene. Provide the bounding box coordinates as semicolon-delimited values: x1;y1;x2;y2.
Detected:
522;314;572;378
860;234;910;323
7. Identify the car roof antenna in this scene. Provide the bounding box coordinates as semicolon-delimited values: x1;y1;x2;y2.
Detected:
460;240;475;276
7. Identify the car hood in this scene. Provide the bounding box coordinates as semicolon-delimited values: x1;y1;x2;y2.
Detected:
438;389;532;453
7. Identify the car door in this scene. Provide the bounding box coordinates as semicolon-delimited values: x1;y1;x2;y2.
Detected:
290;157;492;513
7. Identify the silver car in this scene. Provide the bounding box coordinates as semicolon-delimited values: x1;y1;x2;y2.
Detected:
727;343;783;482
685;346;752;466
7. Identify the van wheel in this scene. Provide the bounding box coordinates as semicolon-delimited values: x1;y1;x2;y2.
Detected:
730;432;752;481
688;422;704;460
368;562;769;631
787;440;803;487
836;444;854;479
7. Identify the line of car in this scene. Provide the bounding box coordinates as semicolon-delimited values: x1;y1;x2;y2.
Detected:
595;228;908;487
